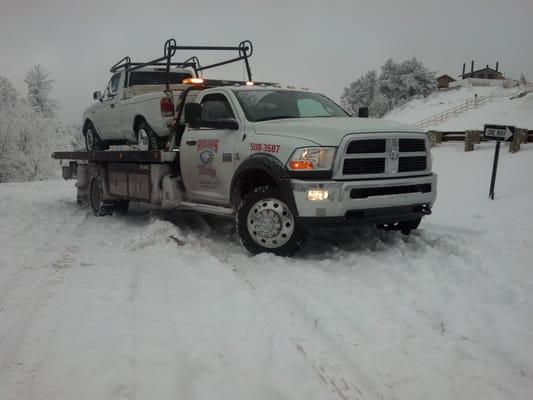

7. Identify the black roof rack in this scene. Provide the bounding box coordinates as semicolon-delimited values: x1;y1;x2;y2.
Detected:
110;39;258;90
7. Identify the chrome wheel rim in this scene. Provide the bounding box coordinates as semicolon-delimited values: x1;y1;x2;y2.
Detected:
86;129;95;150
138;128;149;151
247;198;294;248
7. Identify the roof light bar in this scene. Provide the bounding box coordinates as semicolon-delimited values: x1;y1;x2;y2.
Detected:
183;78;205;84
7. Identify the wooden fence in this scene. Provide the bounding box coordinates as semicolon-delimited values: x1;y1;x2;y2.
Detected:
427;129;532;152
415;93;495;130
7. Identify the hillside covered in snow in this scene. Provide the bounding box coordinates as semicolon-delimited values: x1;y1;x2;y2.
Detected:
386;85;533;131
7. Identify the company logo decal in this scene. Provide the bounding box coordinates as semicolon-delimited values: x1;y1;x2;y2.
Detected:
197;139;219;153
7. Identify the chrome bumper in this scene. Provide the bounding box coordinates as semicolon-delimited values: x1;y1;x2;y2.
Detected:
291;173;437;218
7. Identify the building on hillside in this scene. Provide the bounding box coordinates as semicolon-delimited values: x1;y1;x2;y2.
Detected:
436;74;456;89
460;61;505;80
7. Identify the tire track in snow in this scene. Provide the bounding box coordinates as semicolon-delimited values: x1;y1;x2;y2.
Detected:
0;203;89;395
148;214;385;399
229;263;384;400
190;221;479;400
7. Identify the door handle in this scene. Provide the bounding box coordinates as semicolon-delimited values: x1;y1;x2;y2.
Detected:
186;140;197;146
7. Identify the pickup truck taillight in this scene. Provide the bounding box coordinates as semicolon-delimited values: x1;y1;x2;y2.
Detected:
160;96;174;117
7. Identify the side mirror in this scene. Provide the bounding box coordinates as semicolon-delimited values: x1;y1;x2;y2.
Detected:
358;107;369;118
93;91;103;101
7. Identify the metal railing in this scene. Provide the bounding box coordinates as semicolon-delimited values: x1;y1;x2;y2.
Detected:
415;93;495;129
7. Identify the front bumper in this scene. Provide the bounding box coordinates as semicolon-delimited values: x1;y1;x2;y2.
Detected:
290;173;437;222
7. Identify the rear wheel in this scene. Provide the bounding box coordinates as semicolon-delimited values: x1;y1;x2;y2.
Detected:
237;186;307;256
89;173;114;216
137;122;160;150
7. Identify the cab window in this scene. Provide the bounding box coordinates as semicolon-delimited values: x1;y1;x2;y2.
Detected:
201;93;235;120
106;73;121;98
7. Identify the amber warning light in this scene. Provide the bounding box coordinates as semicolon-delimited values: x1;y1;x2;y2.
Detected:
183;78;205;84
288;161;314;170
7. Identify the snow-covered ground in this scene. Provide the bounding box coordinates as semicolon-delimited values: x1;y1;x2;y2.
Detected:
386;86;533;131
1;143;533;400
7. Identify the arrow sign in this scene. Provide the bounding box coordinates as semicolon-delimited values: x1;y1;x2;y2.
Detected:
484;124;515;142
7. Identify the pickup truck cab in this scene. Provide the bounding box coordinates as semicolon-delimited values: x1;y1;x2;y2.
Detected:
82;67;192;151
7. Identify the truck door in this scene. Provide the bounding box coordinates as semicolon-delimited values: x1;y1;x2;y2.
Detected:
180;92;239;205
96;73;122;138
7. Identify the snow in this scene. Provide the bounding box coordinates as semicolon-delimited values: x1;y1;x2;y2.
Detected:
386;85;533;131
1;142;533;399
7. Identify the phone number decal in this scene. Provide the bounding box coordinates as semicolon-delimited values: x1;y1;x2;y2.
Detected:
250;143;280;153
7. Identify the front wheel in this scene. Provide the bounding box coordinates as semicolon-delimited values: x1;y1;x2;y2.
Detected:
236;186;307;256
85;124;107;151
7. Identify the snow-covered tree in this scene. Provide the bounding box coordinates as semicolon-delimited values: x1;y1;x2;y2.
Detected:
398;58;437;99
0;76;19;108
342;57;437;118
377;58;436;112
369;92;390;119
24;65;57;118
375;59;402;112
0;70;81;183
519;73;529;85
341;70;377;115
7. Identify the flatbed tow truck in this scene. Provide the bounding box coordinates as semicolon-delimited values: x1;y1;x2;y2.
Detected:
54;39;437;256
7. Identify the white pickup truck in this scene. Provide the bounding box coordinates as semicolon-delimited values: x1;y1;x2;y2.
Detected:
82;67;193;151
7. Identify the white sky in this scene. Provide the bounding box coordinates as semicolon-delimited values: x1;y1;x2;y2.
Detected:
1;0;532;124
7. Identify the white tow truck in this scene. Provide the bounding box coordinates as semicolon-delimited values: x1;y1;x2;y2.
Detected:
54;39;437;256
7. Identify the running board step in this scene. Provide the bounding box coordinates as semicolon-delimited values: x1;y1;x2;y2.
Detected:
178;202;234;217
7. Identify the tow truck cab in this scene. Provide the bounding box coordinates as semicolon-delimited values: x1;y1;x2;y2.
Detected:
175;85;437;254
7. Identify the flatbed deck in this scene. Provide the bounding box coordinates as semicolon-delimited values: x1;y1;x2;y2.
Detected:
52;150;179;163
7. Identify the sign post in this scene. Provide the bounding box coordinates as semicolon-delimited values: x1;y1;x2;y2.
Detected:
488;141;500;200
483;124;515;200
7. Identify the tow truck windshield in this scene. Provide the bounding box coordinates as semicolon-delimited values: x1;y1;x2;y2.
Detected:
233;90;349;122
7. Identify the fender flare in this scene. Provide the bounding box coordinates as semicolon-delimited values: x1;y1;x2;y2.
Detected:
230;153;298;215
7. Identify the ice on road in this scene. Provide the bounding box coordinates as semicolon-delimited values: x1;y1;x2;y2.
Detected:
1;144;533;400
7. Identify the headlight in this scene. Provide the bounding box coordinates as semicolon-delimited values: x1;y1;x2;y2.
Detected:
287;147;336;171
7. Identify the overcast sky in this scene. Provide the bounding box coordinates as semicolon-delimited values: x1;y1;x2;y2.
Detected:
1;0;532;124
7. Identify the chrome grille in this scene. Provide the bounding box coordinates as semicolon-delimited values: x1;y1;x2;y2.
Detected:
346;139;386;154
335;134;430;179
343;158;385;174
399;138;426;152
398;156;427;172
